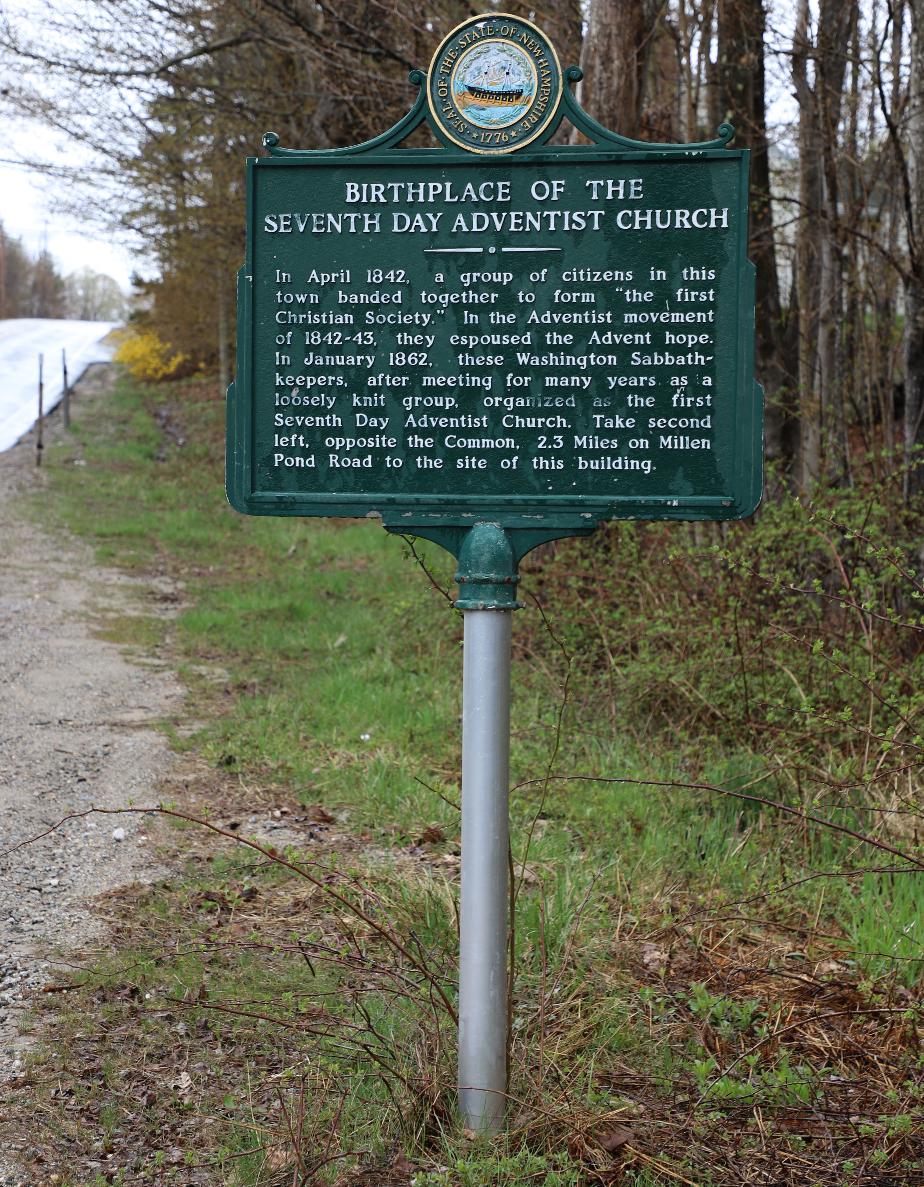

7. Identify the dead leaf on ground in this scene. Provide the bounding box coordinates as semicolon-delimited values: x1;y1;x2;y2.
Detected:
263;1146;289;1170
416;825;446;845
170;1071;193;1103
513;861;539;885
597;1125;633;1155
641;943;668;972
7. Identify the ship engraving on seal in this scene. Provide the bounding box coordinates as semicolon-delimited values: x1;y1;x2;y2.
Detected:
427;14;563;154
452;40;536;129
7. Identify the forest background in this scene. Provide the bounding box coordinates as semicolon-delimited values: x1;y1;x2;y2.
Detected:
0;226;126;321
4;0;924;495
1;2;924;1186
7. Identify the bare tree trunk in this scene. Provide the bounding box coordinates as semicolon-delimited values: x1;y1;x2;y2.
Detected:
676;1;693;141
524;0;583;71
697;0;718;139
217;267;230;395
791;0;854;490
793;0;824;488
817;0;856;483
572;0;665;138
716;0;794;478
906;0;924;500
841;11;862;480
866;0;906;461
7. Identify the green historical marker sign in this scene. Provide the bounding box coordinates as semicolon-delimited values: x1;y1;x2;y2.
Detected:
226;14;764;1136
227;14;762;547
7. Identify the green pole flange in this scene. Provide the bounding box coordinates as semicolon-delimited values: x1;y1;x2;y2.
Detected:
454;523;520;611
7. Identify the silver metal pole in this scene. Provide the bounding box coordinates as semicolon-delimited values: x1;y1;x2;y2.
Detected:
458;606;512;1134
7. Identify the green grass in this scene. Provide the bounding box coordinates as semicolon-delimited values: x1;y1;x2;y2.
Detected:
15;372;922;1186
36;378;821;887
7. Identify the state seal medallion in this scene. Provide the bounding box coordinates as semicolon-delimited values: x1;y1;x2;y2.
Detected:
427;14;563;154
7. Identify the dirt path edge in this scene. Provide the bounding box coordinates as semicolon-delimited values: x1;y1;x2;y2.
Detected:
0;364;184;1184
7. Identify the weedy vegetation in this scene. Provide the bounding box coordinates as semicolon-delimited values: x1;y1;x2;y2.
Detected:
3;373;923;1186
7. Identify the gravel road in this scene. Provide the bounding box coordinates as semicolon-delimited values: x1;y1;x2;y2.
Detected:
0;366;183;1183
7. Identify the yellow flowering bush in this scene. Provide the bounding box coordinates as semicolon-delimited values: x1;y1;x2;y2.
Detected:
114;330;187;381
